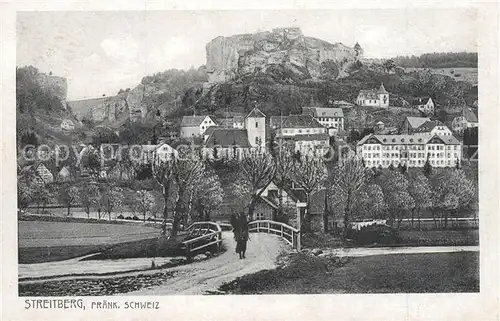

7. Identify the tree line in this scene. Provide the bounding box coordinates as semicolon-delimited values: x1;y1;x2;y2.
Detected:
392;52;478;68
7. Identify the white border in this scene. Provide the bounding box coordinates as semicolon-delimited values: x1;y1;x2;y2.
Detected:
1;1;498;320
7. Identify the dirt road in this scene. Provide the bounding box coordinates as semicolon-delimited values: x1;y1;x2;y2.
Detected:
125;232;286;295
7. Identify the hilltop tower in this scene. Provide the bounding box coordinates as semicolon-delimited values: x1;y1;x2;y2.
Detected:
245;107;266;149
354;42;363;58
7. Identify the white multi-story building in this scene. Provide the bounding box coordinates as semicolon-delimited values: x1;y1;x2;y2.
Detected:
302;107;344;135
412;97;435;115
452;107;478;134
356;134;461;168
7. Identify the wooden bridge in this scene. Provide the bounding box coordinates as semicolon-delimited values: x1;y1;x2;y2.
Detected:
182;220;301;256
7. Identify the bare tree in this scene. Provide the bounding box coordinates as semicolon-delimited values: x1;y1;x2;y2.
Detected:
330;155;368;238
58;183;79;216
239;150;276;220
78;182;99;218
171;150;205;237
152;157;176;235
103;186;123;221
193;168;224;221
135;189;155;222
408;172;432;228
378;171;415;228
273;148;295;220
292;156;328;233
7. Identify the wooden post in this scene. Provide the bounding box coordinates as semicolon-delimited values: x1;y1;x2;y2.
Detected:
267;222;270;234
280;225;283;237
297;207;301;252
257;222;260;233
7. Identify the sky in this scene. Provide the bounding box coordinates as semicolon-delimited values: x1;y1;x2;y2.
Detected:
17;9;477;100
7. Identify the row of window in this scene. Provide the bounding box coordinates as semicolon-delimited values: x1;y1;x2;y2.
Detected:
366;159;457;167
364;152;459;159
318;117;342;122
281;128;325;134
364;144;459;151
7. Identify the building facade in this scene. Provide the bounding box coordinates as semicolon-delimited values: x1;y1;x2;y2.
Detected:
412;97;435;114
356;134;462;168
302;107;344;135
413;120;453;137
179;115;217;138
356;83;390;108
452;108;478;134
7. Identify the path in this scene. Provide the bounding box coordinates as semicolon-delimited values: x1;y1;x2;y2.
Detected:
125;231;286;295
321;245;479;257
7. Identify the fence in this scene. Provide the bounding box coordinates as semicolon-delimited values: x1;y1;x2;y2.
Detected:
182;221;223;257
248;220;301;251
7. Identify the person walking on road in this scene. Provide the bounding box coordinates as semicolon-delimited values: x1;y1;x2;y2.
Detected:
231;213;249;259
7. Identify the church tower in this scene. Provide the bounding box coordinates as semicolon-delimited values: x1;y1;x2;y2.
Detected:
245;107;266;149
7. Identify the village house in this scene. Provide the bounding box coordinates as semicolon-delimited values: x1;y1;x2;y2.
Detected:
399;116;431;134
179;115;218;138
56;166;73;182
202;108;267;159
412;97;435;115
20;162;54;185
60;119;75;131
302;107;345;135
452;107;478;134
356;134;462;168
356;83;390;108
413;120;453;136
270;114;329;157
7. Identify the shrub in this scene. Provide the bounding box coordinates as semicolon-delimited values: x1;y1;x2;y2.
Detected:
125;216;132;220
117;214;124;219
132;215;140;221
351;224;402;245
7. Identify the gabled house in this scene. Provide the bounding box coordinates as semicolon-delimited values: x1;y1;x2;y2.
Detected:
56;166;73;182
452;108;478;134
412;97;434;115
202;128;251;160
19;162;54;185
356;83;390;108
302;107;344;135
179;115;217;138
60;119;75;131
413;120;453;137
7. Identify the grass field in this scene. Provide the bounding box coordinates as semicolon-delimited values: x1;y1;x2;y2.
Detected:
404;67;478;85
219;251;479;294
18;221;161;263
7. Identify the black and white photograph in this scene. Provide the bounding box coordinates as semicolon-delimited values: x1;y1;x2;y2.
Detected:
12;7;485;299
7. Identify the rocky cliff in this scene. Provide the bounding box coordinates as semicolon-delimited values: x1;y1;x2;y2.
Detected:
205;27;363;83
36;73;68;107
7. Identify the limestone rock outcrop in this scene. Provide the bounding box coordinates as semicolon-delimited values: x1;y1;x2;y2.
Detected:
205;27;363;83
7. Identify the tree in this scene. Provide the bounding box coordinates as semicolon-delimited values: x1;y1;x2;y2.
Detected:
273;148;295;221
135;190;156;222
90;185;105;219
58;183;79;216
192;168;224;221
103;186;123;220
292;156;327;233
77;183;99;218
431;169;475;228
383;59;396;73
366;184;387;219
408;172;432;229
152;156;176;236
240;150;276;220
378;171;415;227
423;158;433;177
330;155;368;238
32;183;52;214
170;150;205;237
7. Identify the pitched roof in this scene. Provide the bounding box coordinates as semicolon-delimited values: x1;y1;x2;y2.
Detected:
358;89;379;99
246;108;266;118
302;107;344;118
411;97;432;105
463;108;478;123
270;115;323;129
204;126;218;136
378;83;388;94
358;134;460;146
414;120;449;133
405;116;431;129
180;115;215;127
204;128;251;148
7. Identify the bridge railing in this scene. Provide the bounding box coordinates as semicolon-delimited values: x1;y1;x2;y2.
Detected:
248;220;300;250
182;221;222;256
